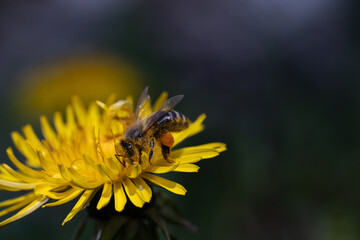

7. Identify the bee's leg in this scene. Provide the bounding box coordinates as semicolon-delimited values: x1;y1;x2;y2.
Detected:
160;132;175;163
149;138;155;164
117;154;134;165
161;144;174;163
115;154;126;167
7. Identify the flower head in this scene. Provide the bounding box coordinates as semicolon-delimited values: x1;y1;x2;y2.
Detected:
0;88;226;227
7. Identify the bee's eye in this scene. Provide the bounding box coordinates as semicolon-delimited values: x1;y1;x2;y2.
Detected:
134;130;142;138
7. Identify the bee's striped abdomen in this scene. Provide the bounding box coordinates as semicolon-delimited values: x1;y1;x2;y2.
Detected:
154;110;189;137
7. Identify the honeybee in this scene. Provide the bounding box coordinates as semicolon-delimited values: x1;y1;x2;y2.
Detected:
115;87;190;165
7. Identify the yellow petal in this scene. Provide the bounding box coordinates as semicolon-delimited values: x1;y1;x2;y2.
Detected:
6;148;43;178
62;190;95;225
97;163;115;182
172;114;206;146
114;180;127;212
125;95;133;109
96;100;107;110
37;150;57;174
22;125;45;152
58;164;71;182
0;186;26;191
62;189;95;225
1;164;39;183
43;189;83;207
126;162;142;178
171;142;226;164
109;99;131;111
43;175;68;185
88;102;100;133
37;185;77;200
96;182;112;210
153;91;168;111
0;179;35;191
0;166;18;181
54;111;67;137
72;96;87;127
0;193;37;217
67;167;103;190
11;131;39;168
144;163;179;174
174;164;199;173
82;154;98;172
107;156;122;176
139;151;150;170
0;193;36;208
123;178;144;208
35;183;61;197
141;173;186;195
0;196;48;228
138;97;152;118
66;105;76;130
132;177;152;203
40;116;59;148
47;187;76;200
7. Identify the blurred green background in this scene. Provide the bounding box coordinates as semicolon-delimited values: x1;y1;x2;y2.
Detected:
1;0;360;239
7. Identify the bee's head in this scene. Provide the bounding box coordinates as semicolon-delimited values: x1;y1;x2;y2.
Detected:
120;140;135;157
115;139;141;165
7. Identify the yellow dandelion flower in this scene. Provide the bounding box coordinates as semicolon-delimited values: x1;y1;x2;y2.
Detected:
0;87;226;227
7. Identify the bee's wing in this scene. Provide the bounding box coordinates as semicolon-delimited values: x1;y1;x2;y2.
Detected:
142;95;184;133
134;87;150;122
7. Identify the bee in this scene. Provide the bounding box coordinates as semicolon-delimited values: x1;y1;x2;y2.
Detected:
115;87;190;165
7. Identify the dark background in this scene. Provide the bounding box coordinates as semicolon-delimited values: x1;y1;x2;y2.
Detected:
0;1;360;239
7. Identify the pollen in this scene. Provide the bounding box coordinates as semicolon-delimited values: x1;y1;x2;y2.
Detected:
161;132;175;148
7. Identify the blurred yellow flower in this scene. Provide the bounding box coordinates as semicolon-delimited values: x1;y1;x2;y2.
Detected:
0;88;226;227
12;53;142;115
